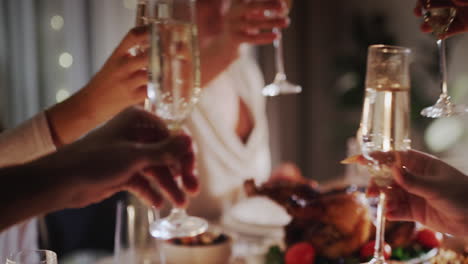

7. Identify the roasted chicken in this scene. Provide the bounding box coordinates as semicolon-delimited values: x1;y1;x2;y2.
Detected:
244;179;372;258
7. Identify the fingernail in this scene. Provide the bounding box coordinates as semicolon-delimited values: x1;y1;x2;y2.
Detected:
263;9;274;18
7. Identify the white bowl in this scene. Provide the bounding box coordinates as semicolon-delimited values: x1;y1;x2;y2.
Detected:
162;236;232;264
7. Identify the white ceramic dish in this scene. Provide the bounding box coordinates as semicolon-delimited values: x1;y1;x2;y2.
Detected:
162;236;232;264
221;197;291;239
229;197;291;228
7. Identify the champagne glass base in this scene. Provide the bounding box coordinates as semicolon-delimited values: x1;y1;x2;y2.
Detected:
362;257;388;264
421;96;468;118
262;80;302;97
150;212;208;240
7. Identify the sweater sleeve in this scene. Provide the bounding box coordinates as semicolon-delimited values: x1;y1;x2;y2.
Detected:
0;112;57;167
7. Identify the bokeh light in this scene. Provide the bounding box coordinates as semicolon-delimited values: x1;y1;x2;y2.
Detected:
425;117;464;153
50;15;64;31
59;52;73;68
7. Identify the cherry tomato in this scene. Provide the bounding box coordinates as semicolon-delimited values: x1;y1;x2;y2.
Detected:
285;242;316;264
416;229;442;248
360;241;392;261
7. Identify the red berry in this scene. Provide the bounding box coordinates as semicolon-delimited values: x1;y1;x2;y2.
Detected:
285;242;316;264
360;241;392;261
416;229;442;248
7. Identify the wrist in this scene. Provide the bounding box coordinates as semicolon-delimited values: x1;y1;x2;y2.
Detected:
46;87;105;145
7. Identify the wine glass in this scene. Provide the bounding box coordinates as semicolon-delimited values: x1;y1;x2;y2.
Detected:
262;0;302;96
420;0;468;117
359;45;412;264
6;250;57;264
144;0;208;240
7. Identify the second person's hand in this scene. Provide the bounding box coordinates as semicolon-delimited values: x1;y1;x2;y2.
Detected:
44;107;198;209
197;0;290;86
345;150;468;236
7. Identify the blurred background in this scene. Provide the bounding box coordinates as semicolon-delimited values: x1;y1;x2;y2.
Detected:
2;0;468;260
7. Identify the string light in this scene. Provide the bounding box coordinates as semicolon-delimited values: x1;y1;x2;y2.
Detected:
56;89;70;103
59;52;73;68
50;15;64;31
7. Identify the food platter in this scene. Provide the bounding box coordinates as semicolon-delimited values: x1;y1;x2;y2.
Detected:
240;179;444;264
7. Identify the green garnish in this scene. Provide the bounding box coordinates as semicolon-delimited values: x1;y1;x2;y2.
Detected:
265;246;285;264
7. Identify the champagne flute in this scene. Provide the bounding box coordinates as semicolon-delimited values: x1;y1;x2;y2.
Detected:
359;45;412;264
420;0;468;117
6;250;57;264
145;0;208;239
262;0;302;96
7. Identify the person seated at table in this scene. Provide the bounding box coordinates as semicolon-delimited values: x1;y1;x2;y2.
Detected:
184;0;300;221
0;107;197;233
0;26;151;261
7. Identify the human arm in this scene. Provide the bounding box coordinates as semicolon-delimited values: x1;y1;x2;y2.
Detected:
0;107;198;232
0;113;56;167
45;26;150;146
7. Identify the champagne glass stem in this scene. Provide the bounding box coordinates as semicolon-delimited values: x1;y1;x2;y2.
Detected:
438;38;449;97
373;191;387;263
151;207;168;264
273;28;286;79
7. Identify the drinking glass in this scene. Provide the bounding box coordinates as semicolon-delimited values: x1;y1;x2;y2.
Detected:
420;0;468;117
261;0;302;96
359;45;412;264
114;197;165;264
144;0;208;240
6;250;57;264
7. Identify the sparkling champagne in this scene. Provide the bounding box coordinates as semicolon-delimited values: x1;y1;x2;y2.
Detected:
360;86;411;186
147;20;201;128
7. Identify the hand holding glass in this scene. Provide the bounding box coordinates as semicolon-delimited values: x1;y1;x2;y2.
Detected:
145;0;208;239
262;0;301;96
359;45;412;264
420;0;468;117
